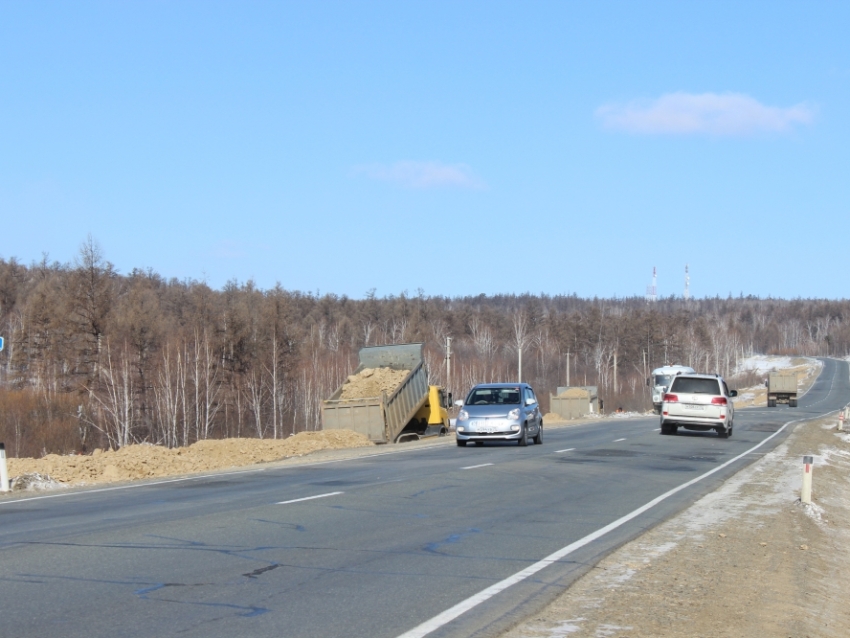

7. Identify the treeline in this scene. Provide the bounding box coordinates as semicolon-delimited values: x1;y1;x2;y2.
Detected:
0;240;847;457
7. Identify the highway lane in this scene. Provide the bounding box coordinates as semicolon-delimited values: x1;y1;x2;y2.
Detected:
0;358;847;638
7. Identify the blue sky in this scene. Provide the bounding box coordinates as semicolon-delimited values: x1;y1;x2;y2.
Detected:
2;1;848;299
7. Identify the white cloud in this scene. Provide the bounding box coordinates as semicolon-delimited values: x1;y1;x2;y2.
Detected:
595;92;815;136
355;161;485;189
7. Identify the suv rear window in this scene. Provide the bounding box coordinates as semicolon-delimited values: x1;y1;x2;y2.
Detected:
670;377;721;394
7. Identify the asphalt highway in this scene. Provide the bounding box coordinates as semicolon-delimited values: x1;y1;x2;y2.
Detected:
1;358;847;638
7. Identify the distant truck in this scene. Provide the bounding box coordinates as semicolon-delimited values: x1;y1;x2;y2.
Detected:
322;343;451;443
648;365;696;414
767;371;798;408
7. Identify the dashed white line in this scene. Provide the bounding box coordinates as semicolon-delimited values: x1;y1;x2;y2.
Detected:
555;448;576;453
654;428;661;431
277;491;343;505
613;438;626;442
461;463;494;470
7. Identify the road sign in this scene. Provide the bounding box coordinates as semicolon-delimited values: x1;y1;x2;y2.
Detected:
0;336;4;352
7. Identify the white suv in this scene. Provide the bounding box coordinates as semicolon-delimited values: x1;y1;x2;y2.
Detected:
660;374;737;438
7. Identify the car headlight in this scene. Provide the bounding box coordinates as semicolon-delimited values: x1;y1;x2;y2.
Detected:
457;426;465;432
510;425;520;432
507;408;520;420
458;410;469;421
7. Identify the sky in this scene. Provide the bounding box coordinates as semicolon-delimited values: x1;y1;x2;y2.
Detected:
1;1;848;299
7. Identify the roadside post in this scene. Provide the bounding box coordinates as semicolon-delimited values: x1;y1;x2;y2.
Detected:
0;443;9;493
801;455;813;505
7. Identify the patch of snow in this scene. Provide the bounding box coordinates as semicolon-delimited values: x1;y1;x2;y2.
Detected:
595;624;633;638
543;618;585;637
736;355;797;375
802;501;827;524
10;472;67;492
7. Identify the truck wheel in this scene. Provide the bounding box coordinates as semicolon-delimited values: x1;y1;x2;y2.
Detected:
518;426;528;446
790;399;798;408
456;440;466;447
767;399;776;408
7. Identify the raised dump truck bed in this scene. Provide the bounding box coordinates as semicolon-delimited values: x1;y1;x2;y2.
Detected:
322;343;443;443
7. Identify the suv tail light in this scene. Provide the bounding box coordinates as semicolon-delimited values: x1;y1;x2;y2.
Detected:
711;397;728;406
663;393;678;403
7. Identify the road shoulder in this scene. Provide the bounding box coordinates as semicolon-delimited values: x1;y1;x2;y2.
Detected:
500;412;850;638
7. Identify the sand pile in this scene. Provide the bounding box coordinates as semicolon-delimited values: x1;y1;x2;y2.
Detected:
557;387;590;398
339;367;409;400
6;430;373;488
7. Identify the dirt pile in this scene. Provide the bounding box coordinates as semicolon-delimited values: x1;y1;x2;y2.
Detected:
501;413;850;638
339;367;409;400
7;430;373;488
556;387;590;398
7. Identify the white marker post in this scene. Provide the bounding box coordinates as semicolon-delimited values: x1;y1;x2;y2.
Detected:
801;455;813;505
840;411;845;432
0;443;9;493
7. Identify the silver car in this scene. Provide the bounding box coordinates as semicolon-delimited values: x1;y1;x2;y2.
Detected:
455;383;543;446
660;374;737;438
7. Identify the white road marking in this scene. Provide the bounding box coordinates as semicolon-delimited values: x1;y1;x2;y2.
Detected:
0;440;452;506
394;414;813;638
461;463;494;470
555;448;576;453
277;491;343;505
613;438;626;442
654;428;661;431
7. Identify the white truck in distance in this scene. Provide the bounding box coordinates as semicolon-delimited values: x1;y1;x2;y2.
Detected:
649;365;696;414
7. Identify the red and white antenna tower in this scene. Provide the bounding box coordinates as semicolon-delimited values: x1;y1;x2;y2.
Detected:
646;267;657;302
684;264;690;301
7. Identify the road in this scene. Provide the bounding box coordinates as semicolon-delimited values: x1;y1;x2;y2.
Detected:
1;358;847;638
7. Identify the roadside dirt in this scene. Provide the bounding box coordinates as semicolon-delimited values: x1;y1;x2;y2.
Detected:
339;367;409;399
6;430;372;488
500;413;850;638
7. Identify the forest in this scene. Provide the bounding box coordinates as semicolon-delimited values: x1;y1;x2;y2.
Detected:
0;239;847;458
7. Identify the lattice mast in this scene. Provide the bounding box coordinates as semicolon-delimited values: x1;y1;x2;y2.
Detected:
684;264;690;301
645;267;657;302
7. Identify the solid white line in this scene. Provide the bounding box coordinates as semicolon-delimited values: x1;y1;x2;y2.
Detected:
555;448;575;453
277;491;343;505
461;463;494;470
654;428;661;431
613;438;626;442
0;468;265;506
0;440;453;507
394;415;811;638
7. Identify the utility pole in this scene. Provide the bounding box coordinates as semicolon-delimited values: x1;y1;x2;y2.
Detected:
445;336;452;397
614;350;618;395
518;346;522;383
566;350;570;387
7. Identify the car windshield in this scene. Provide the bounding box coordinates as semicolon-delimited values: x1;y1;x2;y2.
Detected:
654;374;674;387
467;388;521;405
671;378;720;394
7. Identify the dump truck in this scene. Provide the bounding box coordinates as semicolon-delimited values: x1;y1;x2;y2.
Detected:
767;371;798;407
322;343;451;443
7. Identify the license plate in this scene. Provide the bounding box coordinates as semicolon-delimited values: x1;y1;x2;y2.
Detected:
471;420;498;432
683;403;704;410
